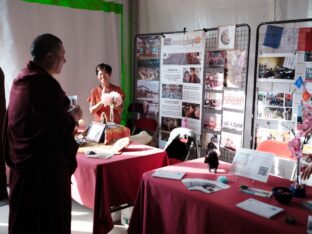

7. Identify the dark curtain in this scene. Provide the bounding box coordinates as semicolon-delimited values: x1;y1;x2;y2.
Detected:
0;67;8;200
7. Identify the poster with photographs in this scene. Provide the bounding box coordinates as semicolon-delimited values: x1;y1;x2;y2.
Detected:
159;31;205;143
204;92;223;110
222;111;244;132
137;59;160;80
136;36;161;60
206;51;225;67
205;72;223;90
220;131;242;151
256;127;291;145
136;80;159;101
162;84;183;99
218;25;236;50
257;91;293;121
223;90;245;111
203;132;220;154
258;54;295;81
224;50;247;88
203;112;222;131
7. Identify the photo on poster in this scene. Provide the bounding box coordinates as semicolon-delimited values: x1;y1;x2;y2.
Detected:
223;90;245;111
203;112;222;131
162;84;183;99
218;25;236;50
204;92;223;110
224;50;247;88
136;80;159;101
142;100;159;116
256;127;291;145
203;133;220;154
163;52;202;65
161;116;181;132
305;68;312;82
136;36;161;60
222;111;244;132
304;51;312;62
258;106;285;120
205;72;223;90
258;55;295;81
220;131;242;151
207;51;226;67
137;59;160;80
183;67;201;83
182;102;200;120
160;131;170;141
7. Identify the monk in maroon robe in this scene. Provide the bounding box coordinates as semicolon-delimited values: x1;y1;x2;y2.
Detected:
0;67;8;201
3;34;82;234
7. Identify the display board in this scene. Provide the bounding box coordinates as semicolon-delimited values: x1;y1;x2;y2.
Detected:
202;24;250;162
252;18;312;149
133;25;250;154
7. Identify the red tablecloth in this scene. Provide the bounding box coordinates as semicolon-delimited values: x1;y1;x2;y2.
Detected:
71;143;168;234
128;158;312;234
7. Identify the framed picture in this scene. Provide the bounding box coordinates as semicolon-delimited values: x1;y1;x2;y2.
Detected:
86;122;106;143
218;25;236;50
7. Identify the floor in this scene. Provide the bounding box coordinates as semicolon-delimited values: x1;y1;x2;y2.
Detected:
0;199;129;234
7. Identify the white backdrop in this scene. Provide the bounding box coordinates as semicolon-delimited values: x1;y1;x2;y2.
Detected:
0;0;129;125
137;0;312;147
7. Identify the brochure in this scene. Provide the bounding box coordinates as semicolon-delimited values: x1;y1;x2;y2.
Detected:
236;198;283;219
231;148;274;183
182;178;230;193
152;170;185;180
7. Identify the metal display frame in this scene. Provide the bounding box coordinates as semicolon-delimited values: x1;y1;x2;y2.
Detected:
202;24;251;163
251;18;312;149
132;25;251;157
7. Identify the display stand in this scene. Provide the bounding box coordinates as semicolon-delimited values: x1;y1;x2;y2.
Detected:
132;25;251;155
202;24;251;163
251;18;312;149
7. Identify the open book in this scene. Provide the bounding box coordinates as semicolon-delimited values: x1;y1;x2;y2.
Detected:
236;198;283;219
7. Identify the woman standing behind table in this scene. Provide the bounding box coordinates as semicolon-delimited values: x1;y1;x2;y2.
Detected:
87;63;125;124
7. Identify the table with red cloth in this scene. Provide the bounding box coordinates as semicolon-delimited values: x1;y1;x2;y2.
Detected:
128;158;312;234
71;143;168;234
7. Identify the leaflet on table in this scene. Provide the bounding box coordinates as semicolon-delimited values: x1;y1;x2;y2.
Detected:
236;198;283;219
152;170;186;180
182;178;230;193
231;148;274;183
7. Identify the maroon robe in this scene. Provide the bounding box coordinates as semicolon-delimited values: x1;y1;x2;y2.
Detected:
3;61;78;234
0;67;8;200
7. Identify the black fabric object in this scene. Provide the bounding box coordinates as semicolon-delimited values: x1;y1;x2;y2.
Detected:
164;127;197;161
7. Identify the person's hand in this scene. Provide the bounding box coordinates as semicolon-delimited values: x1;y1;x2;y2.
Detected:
301;164;312;180
69;105;82;122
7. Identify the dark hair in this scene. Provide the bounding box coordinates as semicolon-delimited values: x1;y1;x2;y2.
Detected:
30;34;62;61
96;63;112;75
